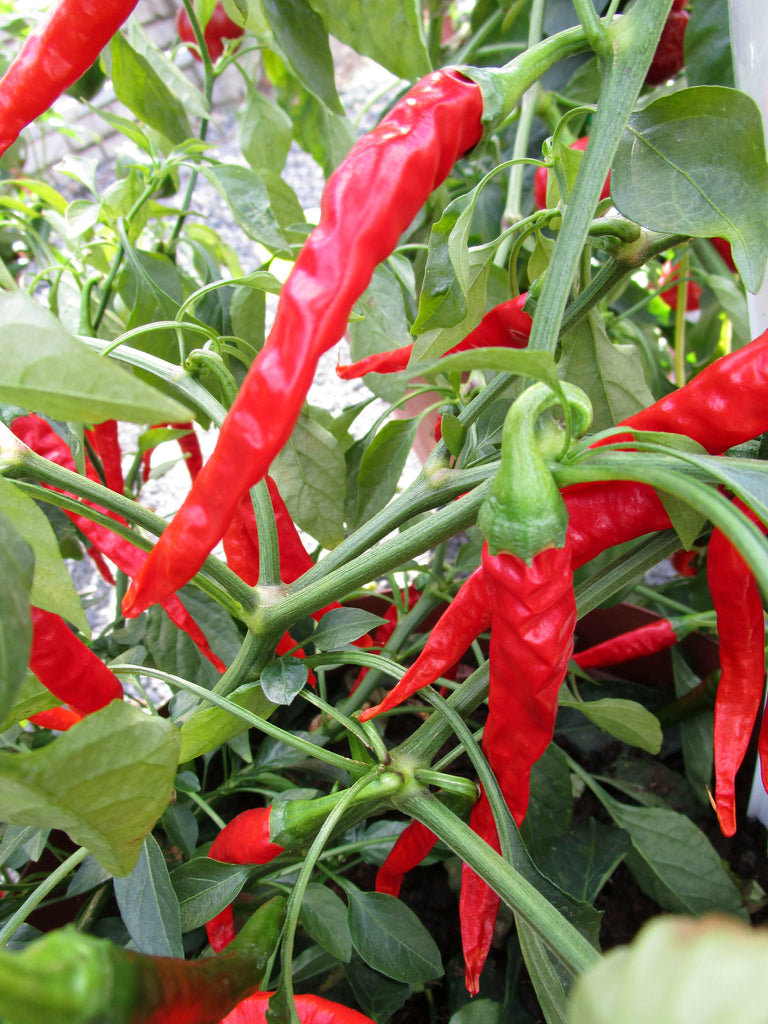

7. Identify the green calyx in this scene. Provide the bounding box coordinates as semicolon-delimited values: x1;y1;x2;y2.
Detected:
478;381;592;560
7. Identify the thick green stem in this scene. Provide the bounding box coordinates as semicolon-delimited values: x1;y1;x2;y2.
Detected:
396;789;600;976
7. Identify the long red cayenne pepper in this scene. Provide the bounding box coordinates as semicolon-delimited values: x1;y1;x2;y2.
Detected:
29;607;124;715
335;294;532;379
707;499;768;837
574;616;682;671
11;415;226;672
86;420;125;496
0;0;139;157
375;819;438;898
122;70;484;618
206;808;285;952
220;991;376;1024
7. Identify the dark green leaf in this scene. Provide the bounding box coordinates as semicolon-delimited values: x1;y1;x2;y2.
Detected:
261;657;309;704
0;291;191;423
114;834;183;956
671;649;714;807
448;999;504;1024
0;701;180;876
106;30;192;145
347;890;442;984
0;477;88;634
261;0;343;113
312;608;386;652
270;407;347;548
0;510;33;723
521;744;574;855
66;855;112;897
171;858;251;933
161;801;199;860
345;955;412;1023
307;0;430;80
558;315;655;430
684;0;733;88
300;883;353;962
352;418;419;529
532;820;630;905
613;87;768;292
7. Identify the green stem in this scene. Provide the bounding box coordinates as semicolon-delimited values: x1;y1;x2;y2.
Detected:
0;847;88;948
673;250;690;387
397;789;599;976
524;1;674;355
251;480;281;588
112;665;367;775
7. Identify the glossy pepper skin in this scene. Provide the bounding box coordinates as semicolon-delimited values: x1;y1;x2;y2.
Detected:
220;991;375;1024
375;819;438;897
574;617;680;670
335;295;532;380
11;415;226;673
708;500;768;837
206;808;285;952
28;705;84;731
0;0;139;157
29;607;123;716
176;1;244;63
122;69;484;619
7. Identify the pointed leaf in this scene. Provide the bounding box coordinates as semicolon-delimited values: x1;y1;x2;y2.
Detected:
559;698;662;754
171;858;251;933
347;890;442;984
114;834;183;956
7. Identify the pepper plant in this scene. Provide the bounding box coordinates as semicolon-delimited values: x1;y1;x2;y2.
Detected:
1;0;768;1021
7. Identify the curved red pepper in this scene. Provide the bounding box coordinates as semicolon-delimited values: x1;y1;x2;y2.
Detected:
122;70;484;618
12;415;226;673
645;0;689;86
335;295;532;380
375;819;438;898
206;808;285;952
29;607;123;716
0;0;139;157
574;617;679;671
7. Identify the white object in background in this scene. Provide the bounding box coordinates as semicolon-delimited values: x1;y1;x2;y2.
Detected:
728;0;768;826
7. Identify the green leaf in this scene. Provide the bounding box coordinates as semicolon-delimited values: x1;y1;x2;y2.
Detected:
238;84;293;174
0;509;33;723
0;477;88;634
344;955;412;1022
671;648;714;807
613;87;768;292
171;858;251;933
558;315;655;431
352;418;419;530
312;608;387;652
603;799;747;918
521;744;575;855
559;698;662;754
128;18;210;120
200;165;289;254
440;413;465;457
106;30;193;146
261;0;343;113
270;408;347;548
307;0;429;80
0;673;58;733
348;265;414;403
113;833;183;956
260;658;309;704
532;820;630;905
517;918;570;1024
347;890;442;984
162;801;199;859
0;701;180;876
684;0;734;88
567;914;768;1024
178;683;277;762
0;291;191;423
300;883;353;962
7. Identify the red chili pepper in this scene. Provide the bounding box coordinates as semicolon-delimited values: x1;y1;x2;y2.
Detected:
27;705;84;731
0;0;139;157
29;607;124;716
658;259;702;311
86;420;125;496
176;1;245;63
142;422;203;484
672;548;700;577
220;991;376;1024
375;819;438;898
122;70;483;619
574;616;682;671
12;415;226;673
206;808;285;952
645;0;689;86
335;295;532;380
533;136;611;211
707;499;768;837
711;236;737;273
